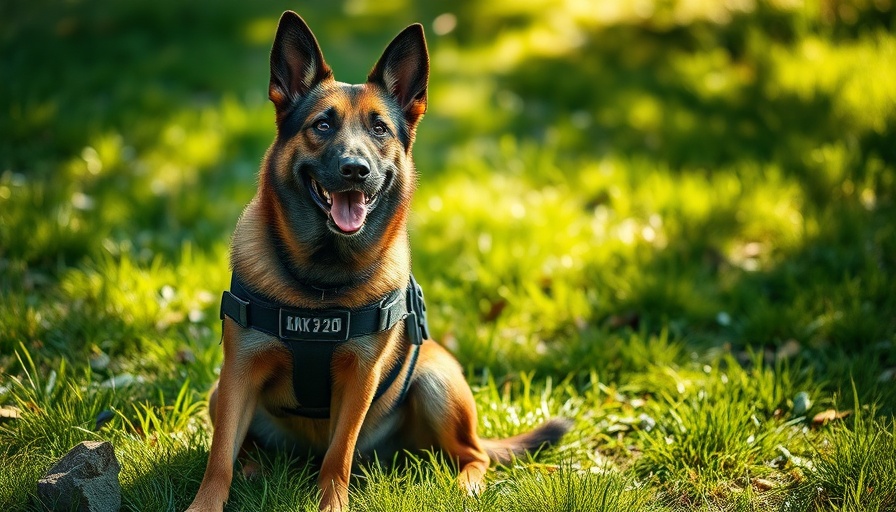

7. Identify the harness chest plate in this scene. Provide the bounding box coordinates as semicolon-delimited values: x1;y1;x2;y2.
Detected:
220;275;428;418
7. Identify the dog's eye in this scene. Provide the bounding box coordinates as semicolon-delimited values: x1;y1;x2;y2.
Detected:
314;120;331;133
371;122;388;137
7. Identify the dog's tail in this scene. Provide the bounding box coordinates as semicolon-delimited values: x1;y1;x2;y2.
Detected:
480;418;573;465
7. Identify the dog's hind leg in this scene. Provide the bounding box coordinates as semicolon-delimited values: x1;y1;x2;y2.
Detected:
407;341;490;495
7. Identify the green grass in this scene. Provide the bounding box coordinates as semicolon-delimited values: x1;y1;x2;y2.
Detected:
2;0;896;510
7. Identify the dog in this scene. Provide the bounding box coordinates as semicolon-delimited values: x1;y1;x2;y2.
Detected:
186;11;571;512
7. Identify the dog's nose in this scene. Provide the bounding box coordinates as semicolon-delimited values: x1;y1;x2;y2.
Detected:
339;157;370;182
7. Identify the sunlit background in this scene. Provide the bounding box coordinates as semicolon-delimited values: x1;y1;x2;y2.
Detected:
2;0;895;509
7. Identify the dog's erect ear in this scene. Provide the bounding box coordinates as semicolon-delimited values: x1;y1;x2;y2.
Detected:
367;24;429;130
269;11;332;117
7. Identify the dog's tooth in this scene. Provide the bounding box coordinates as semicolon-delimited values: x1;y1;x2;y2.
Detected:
315;180;330;201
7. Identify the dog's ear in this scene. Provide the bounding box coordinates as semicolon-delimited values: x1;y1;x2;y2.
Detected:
367;24;429;131
269;11;332;118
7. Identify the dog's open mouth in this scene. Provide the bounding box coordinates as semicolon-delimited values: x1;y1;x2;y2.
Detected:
305;175;387;235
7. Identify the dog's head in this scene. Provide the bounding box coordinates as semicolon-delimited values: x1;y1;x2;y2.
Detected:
265;12;427;252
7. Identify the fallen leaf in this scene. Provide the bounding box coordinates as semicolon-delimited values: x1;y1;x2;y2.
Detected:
481;298;507;322
606;423;630;434
607;311;639;330
752;477;776;491
778;445;814;470
776;339;801;360
812;409;851;425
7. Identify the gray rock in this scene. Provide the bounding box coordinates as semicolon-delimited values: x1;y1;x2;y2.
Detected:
37;441;121;512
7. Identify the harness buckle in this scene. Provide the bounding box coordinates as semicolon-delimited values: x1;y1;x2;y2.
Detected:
221;291;250;328
377;291;403;332
405;275;430;345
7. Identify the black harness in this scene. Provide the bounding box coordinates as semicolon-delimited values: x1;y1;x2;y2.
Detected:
220;274;429;418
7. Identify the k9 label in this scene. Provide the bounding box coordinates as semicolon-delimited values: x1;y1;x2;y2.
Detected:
280;310;350;341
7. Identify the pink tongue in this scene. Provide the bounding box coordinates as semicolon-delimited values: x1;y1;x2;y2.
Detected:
330;190;368;233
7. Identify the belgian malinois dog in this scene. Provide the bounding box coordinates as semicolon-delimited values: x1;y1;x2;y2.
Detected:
186;11;571;512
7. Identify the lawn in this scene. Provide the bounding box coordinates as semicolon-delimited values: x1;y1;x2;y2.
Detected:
1;0;895;510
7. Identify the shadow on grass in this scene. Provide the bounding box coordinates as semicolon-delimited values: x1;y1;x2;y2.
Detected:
2;0;894;415
466;4;896;409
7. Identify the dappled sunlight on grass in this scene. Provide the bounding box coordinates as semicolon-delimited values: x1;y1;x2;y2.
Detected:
411;134;811;370
1;95;271;269
769;32;896;135
2;0;896;509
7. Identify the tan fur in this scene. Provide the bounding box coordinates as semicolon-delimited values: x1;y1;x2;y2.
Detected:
186;13;568;512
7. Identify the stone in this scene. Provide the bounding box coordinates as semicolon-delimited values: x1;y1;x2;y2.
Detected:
37;441;121;512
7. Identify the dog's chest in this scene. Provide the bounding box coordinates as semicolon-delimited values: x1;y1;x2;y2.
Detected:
236;330;378;409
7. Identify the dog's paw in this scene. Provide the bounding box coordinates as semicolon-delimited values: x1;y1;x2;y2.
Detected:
457;471;486;497
318;485;349;512
185;504;221;512
184;491;225;512
318;501;347;512
457;463;488;498
460;478;484;497
185;506;217;512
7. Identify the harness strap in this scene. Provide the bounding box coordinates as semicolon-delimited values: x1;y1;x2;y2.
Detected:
223;278;406;342
220;274;428;418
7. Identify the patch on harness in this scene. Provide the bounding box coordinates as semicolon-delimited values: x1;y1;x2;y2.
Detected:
279;309;351;341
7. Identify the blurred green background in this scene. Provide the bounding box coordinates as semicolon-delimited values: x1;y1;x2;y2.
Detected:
1;0;895;510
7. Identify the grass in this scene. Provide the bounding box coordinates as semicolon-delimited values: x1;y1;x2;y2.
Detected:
1;0;895;510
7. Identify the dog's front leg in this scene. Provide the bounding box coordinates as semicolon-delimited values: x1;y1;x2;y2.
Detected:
187;325;259;512
317;355;381;512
